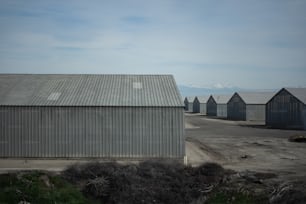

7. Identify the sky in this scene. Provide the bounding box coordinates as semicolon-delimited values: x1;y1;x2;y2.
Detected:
0;0;306;89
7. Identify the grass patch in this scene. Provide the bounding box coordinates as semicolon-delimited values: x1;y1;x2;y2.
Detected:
0;171;94;204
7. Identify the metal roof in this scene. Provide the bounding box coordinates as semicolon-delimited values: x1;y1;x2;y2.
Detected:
211;95;231;104
0;74;184;107
237;92;275;104
185;96;195;103
195;96;209;103
285;88;306;104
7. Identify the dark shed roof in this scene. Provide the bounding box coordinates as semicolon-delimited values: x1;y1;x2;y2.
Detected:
212;95;231;104
195;96;209;103
185;96;195;102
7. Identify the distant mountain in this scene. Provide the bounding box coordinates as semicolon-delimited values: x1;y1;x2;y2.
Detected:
178;85;278;98
178;85;246;98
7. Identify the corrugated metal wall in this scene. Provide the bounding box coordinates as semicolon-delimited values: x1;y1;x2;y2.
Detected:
184;99;188;111
193;98;200;113
193;101;207;114
207;97;216;116
246;105;265;121
227;94;246;120
188;103;193;112
199;103;207;114
303;106;306;130
266;89;304;129
0;106;185;158
217;104;227;118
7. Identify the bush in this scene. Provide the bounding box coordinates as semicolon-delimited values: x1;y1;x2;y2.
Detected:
62;160;228;204
0;171;89;204
206;191;266;204
288;135;306;143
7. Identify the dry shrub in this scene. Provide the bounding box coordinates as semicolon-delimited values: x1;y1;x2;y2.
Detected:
63;161;306;204
270;182;306;204
288;135;306;143
62;160;227;204
271;188;306;204
84;176;109;198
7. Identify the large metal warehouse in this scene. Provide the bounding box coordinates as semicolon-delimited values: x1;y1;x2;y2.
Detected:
193;96;209;114
0;74;185;159
227;92;275;121
266;88;306;130
206;95;231;117
184;96;194;112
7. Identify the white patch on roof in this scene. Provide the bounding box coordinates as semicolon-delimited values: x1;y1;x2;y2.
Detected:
133;82;142;89
47;92;61;101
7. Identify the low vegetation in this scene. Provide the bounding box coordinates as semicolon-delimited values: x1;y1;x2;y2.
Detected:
288;134;306;143
0;171;93;204
1;161;305;204
63;161;229;204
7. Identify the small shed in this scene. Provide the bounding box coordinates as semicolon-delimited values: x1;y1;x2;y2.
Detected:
207;95;231;117
215;95;232;118
0;74;185;159
227;92;274;121
184;96;195;112
184;97;188;110
206;95;216;116
193;96;209;114
266;88;306;130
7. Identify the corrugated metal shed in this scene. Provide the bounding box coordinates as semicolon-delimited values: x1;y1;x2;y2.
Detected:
0;74;185;158
193;96;209;114
213;95;231;118
206;95;231;117
206;95;216;116
227;93;245;120
228;92;275;121
184;96;195;112
266;88;306;130
184;97;189;110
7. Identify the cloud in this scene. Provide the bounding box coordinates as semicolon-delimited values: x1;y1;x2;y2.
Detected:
0;0;306;89
213;83;225;89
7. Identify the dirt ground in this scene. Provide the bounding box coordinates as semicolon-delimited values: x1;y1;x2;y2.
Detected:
185;113;306;181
